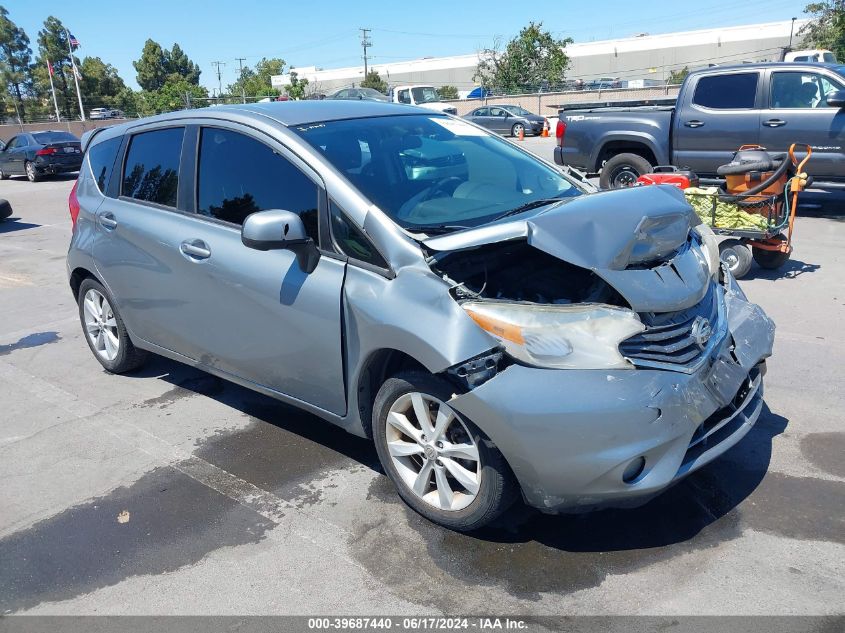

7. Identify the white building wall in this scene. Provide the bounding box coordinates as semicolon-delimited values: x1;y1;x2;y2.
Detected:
271;20;808;95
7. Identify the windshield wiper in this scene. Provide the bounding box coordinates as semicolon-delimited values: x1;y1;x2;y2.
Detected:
406;224;470;235
492;197;568;222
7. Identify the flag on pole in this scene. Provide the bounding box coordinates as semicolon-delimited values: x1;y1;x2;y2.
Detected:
46;59;54;76
46;59;62;122
69;33;80;48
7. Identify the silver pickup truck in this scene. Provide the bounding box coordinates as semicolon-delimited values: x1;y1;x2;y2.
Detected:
554;62;845;190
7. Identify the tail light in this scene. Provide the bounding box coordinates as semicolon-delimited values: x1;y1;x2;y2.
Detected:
555;120;567;147
36;147;58;156
69;180;80;230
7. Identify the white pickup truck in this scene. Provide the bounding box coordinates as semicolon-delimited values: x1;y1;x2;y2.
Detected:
390;85;458;115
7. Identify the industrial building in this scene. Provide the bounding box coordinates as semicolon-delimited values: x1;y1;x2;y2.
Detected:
271;19;808;97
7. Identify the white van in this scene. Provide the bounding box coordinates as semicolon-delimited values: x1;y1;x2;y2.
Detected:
784;49;838;63
390;85;457;115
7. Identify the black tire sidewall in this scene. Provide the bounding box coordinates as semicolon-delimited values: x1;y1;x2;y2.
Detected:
77;278;141;373
372;370;516;531
719;239;753;278
600;153;653;189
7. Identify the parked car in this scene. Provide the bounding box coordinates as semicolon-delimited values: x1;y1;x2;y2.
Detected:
329;87;389;102
90;108;111;120
68;101;774;531
555;62;845;189
784;49;838;63
0;130;82;182
389;84;458;114
463;104;547;137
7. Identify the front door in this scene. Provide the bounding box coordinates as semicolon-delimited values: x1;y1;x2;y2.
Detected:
672;71;762;176
759;69;845;182
93;123;346;414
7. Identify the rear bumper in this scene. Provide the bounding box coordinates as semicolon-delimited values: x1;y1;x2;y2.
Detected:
35;158;82;175
449;278;775;513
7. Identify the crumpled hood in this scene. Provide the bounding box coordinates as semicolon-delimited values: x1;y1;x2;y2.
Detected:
423;185;711;313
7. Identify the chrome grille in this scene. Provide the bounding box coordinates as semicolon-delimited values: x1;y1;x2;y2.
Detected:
620;285;720;370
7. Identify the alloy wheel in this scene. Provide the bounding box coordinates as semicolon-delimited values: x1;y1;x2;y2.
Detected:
25;162;36;182
385;391;481;511
83;288;120;361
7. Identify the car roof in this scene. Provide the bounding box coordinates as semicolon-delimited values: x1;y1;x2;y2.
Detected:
689;62;845;75
116;101;437;129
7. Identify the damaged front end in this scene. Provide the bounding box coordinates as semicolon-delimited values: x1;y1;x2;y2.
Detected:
423;185;776;512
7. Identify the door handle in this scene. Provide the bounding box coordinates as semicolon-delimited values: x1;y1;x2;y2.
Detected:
99;212;118;230
180;239;211;260
684;120;705;128
763;119;787;127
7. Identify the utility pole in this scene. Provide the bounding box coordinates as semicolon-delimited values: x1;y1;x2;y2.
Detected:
789;17;797;49
235;57;247;103
211;61;226;103
360;28;371;78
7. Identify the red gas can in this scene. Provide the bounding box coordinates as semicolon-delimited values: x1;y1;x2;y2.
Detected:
636;166;699;189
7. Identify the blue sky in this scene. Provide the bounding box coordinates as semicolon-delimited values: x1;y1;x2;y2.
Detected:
7;0;805;91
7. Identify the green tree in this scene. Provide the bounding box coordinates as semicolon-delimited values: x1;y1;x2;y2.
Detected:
0;5;33;118
285;69;308;100
360;69;387;93
80;56;126;110
438;85;459;100
668;66;690;84
227;57;284;98
134;39;200;91
800;1;845;60
33;16;80;120
137;78;207;116
474;22;572;93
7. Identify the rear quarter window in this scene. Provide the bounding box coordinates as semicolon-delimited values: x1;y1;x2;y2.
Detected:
122;127;184;208
692;73;758;109
87;136;123;194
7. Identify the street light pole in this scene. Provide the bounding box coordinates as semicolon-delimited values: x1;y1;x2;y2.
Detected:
789;17;797;49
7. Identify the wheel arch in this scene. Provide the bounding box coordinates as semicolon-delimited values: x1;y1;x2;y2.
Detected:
69;266;101;300
592;134;664;172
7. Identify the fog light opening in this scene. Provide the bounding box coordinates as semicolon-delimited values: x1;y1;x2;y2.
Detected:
622;456;646;484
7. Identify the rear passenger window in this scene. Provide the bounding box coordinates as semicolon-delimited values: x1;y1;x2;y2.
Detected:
692;73;758;109
88;136;122;194
122;128;184;207
197;127;319;238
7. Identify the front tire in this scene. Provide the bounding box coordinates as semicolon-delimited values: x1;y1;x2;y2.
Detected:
0;168;9;180
25;161;40;183
78;278;147;373
373;370;518;531
600;153;653;189
511;123;525;138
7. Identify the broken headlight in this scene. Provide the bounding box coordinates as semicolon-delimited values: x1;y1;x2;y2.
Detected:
461;301;645;370
692;224;720;279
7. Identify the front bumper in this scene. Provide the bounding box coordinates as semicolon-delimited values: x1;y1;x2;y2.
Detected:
449;278;775;513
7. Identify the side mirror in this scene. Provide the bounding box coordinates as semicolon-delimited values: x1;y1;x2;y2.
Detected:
241;209;320;273
826;89;845;108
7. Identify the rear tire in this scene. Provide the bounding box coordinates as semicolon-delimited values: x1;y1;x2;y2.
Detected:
373;370;518;531
77;278;147;373
719;239;753;279
600;153;653;189
25;161;40;183
752;236;790;270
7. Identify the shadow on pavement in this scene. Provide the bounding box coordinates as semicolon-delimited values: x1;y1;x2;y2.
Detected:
0;218;41;233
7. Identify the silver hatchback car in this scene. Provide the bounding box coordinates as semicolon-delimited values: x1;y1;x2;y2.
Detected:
67;101;775;531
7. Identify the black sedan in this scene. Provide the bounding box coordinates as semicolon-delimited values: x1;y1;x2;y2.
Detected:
0;131;82;182
462;104;548;137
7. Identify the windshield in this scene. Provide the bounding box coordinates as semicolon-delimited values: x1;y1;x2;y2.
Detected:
32;131;78;144
412;87;440;103
503;106;531;116
294;114;582;232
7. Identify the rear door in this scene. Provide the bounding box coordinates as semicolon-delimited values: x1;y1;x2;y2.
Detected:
758;68;845;182
672;70;763;176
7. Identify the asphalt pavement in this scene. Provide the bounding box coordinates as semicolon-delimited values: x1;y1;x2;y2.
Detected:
0;143;843;616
